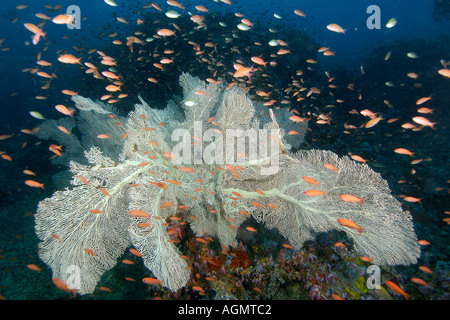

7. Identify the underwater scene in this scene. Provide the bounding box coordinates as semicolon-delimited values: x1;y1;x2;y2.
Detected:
0;0;449;302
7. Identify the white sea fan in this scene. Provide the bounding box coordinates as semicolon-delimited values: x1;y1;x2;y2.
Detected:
34;73;420;295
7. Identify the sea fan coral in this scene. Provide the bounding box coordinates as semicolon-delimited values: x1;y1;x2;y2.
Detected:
34;73;420;295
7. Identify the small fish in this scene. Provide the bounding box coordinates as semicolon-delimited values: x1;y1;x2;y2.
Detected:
365;115;383;128
412;116;436;128
416;96;431;105
104;0;118;6
128;210;151;219
25;180;44;189
246;226;257;232
337;218;365;235
97;134;110;139
142;277;162;285
303;189;326;197
402;196;421;203
23;170;36;176
29;111;45;120
58;54;81;64
26;264;42;272
417;240;430;246
394;148;414;157
324;163;339;172
338;194;365;205
55;104;75;117
84;248;97;256
419;266;433;274
410;278;429;287
326;23;347;34
57;126;71;135
417;107;433;114
302;176;320;186
89;209;104;214
157;29;176;37
437;69;450;78
52;14;74;25
385;280;409;299
385;18;397;28
294;9;306;17
350;154;367;163
407;52;418;59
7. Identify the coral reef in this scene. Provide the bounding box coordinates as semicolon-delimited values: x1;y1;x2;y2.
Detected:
34;73;420;295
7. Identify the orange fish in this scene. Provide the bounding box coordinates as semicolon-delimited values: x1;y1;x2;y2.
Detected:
327;23;347;34
415;96;431;105
105;84;121;92
89;209;104;214
294;9;306;17
55;104;75;117
350;154;367;163
57;126;71;135
84;248;97;256
23;169;36;176
142;277;162;285
157;29;176;37
102;71;120;79
303;189;326;197
180;166;195;173
412;116;436;128
289;115;307;123
246;226;257;232
1;154;12;162
128;210;151;219
97;134;110;139
365;115;383;128
24;23;46;45
251;56;267;67
98;188;110;196
419;266;433;274
58;54;81;64
359;256;373;262
26;264;42;272
417;240;430;246
411;278;429;287
437;68;450;78
417;107;433;114
302;176;320;186
338;194;365;205
402;196;421;203
52;14;74;24
385;280;409;300
25;180;44;189
324;163;339;172
233;65;255;80
52;278;76;294
394;148;414;157
337;218;365;235
130;248;143;257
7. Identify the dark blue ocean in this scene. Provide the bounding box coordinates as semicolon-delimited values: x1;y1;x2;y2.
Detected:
0;0;449;305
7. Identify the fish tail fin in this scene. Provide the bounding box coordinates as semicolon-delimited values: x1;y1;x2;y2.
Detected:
343;29;348;35
357;227;365;235
359;198;365;206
